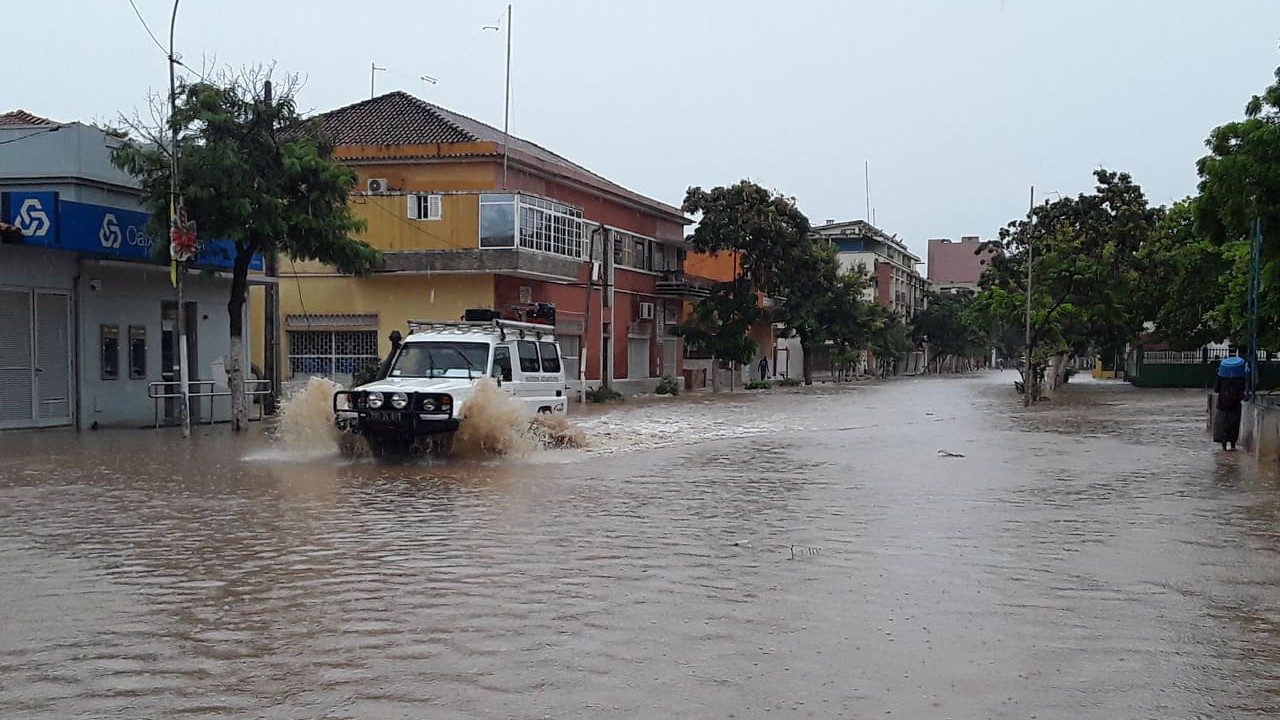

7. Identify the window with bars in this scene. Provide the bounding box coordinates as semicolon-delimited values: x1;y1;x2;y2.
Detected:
287;330;380;379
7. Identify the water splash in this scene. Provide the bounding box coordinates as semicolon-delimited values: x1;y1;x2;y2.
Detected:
451;379;535;457
266;376;584;460
529;413;586;449
273;377;367;457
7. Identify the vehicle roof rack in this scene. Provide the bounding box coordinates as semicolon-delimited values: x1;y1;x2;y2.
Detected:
405;318;556;342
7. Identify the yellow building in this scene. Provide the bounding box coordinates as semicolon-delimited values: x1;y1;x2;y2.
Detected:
251;92;691;394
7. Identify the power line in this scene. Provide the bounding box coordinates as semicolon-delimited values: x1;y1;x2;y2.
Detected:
124;0;169;57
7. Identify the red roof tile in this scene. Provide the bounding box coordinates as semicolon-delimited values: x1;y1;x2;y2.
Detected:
0;110;58;126
315;92;685;224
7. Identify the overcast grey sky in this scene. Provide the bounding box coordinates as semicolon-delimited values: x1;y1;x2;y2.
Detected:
9;1;1280;260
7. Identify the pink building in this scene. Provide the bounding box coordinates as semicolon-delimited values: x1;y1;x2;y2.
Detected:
927;236;997;294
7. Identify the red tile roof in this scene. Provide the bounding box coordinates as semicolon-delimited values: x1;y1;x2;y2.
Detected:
315;92;685;224
0;110;58;126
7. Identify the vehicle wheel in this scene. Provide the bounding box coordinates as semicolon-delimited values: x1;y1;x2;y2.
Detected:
422;432;455;457
336;431;367;458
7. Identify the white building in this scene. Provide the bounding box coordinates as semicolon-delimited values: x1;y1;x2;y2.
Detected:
0;110;254;429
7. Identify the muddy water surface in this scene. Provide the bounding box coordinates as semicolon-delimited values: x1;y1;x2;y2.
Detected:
1;373;1277;718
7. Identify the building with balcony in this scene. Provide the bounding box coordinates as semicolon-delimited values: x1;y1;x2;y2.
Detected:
254;92;690;395
927;235;997;296
812;220;928;319
677;251;781;387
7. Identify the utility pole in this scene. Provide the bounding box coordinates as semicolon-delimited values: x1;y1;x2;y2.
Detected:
1024;185;1034;408
263;79;280;415
1249;214;1262;398
502;3;512;189
168;0;191;438
579;225;600;402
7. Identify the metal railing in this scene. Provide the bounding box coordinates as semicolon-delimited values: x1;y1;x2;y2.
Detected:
1143;349;1274;365
147;379;272;428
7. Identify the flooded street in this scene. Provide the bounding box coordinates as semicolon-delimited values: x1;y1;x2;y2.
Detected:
2;373;1278;719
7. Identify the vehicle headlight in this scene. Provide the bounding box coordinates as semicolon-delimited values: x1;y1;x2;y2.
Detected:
419;394;452;414
366;391;384;409
390;392;409;410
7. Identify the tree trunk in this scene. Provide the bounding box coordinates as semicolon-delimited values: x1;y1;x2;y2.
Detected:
227;247;253;431
711;357;721;393
801;342;814;385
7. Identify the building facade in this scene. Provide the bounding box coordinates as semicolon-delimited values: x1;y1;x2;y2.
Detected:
253;92;690;396
677;251;781;386
0;110;251;429
927;236;996;295
813;220;928;318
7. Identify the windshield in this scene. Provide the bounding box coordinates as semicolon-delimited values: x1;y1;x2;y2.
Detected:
389;342;490;379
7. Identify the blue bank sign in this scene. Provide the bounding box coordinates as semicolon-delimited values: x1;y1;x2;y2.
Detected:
2;191;262;271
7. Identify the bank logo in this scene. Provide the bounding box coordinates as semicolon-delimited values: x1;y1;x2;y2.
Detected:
99;213;122;249
16;198;50;237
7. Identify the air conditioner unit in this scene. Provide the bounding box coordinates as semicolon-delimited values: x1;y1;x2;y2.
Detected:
366;178;389;194
638;301;655;320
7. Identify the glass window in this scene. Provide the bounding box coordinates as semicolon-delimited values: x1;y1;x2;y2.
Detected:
390;342;490;379
517;340;541;373
512;195;585;259
492;345;512;382
480;195;516;248
128;325;146;379
100;325;119;380
538;342;561;373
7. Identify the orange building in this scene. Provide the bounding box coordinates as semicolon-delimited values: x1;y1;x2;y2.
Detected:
255;92;692;396
679;250;781;386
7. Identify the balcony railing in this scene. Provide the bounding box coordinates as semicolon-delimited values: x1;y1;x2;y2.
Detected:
655;271;711;299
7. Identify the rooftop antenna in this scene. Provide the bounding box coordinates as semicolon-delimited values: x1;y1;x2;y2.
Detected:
865;159;871;222
370;62;387;98
483;4;513;189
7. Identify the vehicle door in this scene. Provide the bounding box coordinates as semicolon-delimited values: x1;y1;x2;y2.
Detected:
491;344;513;386
511;340;540;411
536;340;567;414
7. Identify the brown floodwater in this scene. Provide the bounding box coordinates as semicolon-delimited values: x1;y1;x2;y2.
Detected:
1;373;1277;719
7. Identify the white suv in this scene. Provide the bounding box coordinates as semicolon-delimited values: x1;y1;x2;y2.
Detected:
333;319;568;454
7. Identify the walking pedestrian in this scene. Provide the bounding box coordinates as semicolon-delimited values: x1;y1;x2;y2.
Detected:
1213;357;1248;451
758;356;769;382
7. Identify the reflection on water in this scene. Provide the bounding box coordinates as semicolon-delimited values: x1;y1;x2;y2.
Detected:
0;374;1277;719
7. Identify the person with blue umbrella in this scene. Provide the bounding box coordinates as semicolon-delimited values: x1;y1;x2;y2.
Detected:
1213;356;1248;451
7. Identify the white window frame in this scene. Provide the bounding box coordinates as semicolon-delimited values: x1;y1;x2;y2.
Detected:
406;193;443;221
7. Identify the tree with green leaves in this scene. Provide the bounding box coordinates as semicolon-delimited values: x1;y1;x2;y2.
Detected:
911;292;988;371
679;181;815;385
1138;198;1235;348
975;169;1161;399
671;277;762;390
114;71;379;430
775;242;874;384
1195;65;1280;349
867;304;913;378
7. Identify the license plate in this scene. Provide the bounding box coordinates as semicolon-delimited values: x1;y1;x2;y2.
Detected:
368;410;400;421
